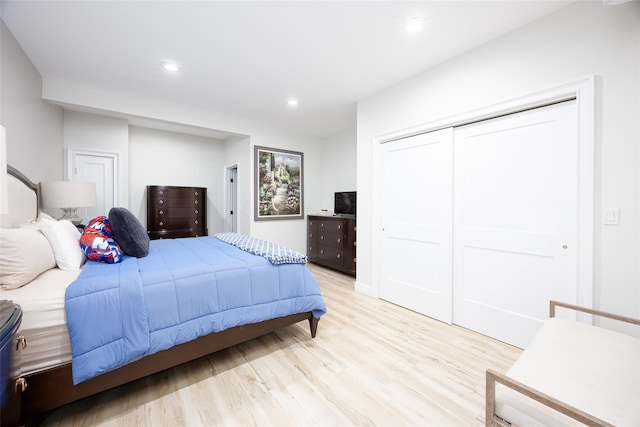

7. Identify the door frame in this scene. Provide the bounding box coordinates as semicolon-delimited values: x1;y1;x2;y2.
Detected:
224;162;238;233
370;75;595;316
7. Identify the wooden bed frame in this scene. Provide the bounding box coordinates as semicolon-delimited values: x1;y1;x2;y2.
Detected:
485;300;640;427
1;166;320;426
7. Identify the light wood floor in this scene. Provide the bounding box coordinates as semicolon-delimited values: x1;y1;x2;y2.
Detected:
41;264;522;427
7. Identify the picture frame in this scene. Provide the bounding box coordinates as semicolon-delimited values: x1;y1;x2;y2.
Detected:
254;146;304;220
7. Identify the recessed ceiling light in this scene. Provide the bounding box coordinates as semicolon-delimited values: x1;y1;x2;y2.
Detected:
162;62;180;72
406;17;424;33
287;98;298;107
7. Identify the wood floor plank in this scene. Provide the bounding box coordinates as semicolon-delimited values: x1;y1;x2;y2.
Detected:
40;264;521;426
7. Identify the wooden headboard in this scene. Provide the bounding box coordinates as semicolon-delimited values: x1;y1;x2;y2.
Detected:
0;165;39;228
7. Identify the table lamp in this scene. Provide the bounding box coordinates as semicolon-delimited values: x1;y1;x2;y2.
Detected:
40;180;97;225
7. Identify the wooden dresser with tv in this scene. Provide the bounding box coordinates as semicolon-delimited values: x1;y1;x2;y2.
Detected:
146;185;207;240
307;215;356;276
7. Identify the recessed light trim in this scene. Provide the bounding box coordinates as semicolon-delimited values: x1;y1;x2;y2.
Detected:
162;62;180;72
406;17;424;33
287;98;298;107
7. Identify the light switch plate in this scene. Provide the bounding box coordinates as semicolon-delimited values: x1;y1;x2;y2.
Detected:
603;208;620;225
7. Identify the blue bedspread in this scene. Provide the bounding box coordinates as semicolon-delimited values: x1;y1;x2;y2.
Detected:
64;236;327;384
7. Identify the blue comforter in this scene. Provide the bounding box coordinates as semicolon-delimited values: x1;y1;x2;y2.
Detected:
65;236;327;384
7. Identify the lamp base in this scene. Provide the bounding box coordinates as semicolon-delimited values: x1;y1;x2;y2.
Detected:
58;208;83;226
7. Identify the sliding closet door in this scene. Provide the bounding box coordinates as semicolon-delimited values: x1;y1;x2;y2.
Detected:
452;100;578;348
379;128;454;324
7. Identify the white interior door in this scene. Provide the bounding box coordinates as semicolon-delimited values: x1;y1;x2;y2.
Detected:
452;100;578;348
379;128;454;323
69;150;117;222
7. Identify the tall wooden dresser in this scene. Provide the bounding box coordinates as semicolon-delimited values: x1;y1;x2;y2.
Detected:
307;215;356;276
146;185;207;240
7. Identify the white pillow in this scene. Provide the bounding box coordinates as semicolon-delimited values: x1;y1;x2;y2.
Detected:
0;228;57;289
39;218;86;270
38;211;56;221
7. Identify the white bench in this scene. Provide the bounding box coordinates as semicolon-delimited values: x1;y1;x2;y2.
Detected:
486;301;640;427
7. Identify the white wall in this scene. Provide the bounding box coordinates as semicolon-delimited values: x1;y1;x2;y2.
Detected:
63;110;129;208
357;1;640;324
0;20;63;183
318;129;357;213
128;126;226;234
224;135;251;235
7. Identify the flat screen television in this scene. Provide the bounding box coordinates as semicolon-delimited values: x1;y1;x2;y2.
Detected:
334;191;356;216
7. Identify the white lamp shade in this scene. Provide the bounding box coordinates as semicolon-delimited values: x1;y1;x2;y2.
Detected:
40;181;97;209
0;125;8;215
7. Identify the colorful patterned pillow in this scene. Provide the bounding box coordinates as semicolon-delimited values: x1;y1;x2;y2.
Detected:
80;216;123;264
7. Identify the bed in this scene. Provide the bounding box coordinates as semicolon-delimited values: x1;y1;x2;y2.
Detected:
0;165;326;425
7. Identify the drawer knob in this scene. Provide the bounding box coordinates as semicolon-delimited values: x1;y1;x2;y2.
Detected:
195;191;199;196
337;238;341;243
159;221;164;226
320;236;324;240
320;223;324;228
159;200;164;205
336;254;341;259
16;335;27;351
195;210;199;214
195;220;199;224
159;210;164;215
195;200;198;204
320;249;324;254
15;377;27;393
159;190;164;195
337;225;342;229
309;233;313;238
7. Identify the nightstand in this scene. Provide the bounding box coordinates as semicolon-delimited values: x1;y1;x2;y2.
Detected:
0;300;22;427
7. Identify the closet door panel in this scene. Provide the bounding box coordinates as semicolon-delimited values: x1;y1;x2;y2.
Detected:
379;128;454;324
452;100;579;348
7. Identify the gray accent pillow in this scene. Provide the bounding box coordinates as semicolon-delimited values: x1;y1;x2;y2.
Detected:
108;207;150;258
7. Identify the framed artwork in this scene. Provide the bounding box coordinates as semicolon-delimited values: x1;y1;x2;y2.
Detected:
254;146;304;220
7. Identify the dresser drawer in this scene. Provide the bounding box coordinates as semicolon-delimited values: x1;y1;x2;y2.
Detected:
148;187;204;198
148;216;204;230
316;245;345;267
307;243;318;258
317;232;345;249
149;207;203;219
316;219;346;233
149;198;204;209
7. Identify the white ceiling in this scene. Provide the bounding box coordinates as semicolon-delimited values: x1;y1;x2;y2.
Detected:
1;0;577;139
